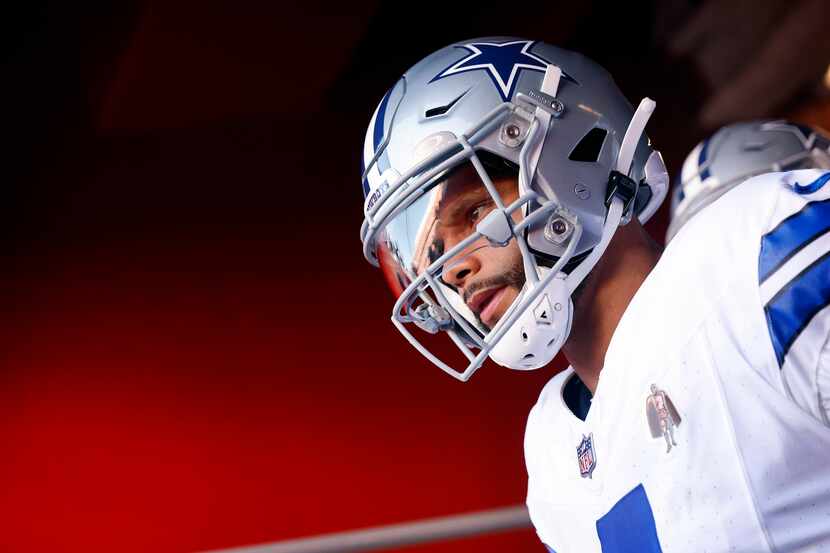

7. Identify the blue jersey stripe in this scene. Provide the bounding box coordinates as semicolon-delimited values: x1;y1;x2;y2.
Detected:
765;249;830;365
698;138;712;181
759;198;830;283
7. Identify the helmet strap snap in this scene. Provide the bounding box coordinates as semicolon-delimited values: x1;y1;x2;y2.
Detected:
605;171;639;224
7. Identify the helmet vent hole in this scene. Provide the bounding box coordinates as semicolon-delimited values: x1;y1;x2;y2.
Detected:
425;105;452;118
523;353;535;360
743;141;769;152
569;127;607;162
424;90;468;119
547;338;558;348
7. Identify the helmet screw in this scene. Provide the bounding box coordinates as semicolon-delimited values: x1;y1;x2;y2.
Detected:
551;99;565;117
521;329;529;342
500;121;525;148
574;183;590;200
554;303;562;311
544;215;573;245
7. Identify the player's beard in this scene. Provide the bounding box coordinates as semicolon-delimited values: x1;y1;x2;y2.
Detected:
462;264;526;332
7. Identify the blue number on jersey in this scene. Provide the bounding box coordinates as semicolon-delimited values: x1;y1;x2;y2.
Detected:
596;484;663;553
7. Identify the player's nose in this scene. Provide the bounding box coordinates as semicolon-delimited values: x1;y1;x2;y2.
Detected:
442;253;481;288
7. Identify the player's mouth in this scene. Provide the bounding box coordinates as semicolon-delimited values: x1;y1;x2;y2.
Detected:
467;286;509;328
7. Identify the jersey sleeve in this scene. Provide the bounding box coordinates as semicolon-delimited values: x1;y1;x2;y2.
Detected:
758;170;830;425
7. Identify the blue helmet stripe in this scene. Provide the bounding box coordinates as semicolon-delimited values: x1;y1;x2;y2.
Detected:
672;174;685;205
373;88;393;153
759;198;830;283
362;87;394;198
794;123;815;142
764;249;830;365
698;137;712;181
360;156;370;197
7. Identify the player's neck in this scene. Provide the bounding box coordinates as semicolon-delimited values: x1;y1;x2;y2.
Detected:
562;220;663;394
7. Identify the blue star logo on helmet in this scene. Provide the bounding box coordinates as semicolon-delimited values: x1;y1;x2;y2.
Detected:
431;40;555;101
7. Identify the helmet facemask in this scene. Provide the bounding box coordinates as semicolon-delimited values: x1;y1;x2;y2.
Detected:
363;97;590;381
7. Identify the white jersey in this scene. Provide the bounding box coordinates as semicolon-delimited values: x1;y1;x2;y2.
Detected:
525;169;830;553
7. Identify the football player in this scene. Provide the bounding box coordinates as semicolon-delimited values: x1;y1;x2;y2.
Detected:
359;38;830;552
666;117;830;422
668;120;830;241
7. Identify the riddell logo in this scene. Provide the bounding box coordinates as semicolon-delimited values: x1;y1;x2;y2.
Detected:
366;185;386;211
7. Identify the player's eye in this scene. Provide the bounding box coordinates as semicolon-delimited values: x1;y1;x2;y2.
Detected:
427;239;445;264
469;201;493;224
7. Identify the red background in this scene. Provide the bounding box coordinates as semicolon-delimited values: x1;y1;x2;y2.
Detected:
2;2;827;552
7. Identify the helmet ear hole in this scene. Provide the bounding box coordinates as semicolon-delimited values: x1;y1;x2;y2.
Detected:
569;127;608;162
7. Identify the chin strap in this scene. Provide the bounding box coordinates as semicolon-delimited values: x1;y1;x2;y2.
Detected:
566;197;624;293
617;98;655;175
566;97;656;293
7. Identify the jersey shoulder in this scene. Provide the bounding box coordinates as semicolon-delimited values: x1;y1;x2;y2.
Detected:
657;168;829;328
667;169;821;268
751;170;830;422
662;168;830;422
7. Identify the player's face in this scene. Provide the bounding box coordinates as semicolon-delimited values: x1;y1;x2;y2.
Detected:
427;163;524;330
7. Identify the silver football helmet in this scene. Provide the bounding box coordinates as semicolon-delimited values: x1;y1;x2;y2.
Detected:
360;38;668;381
668;120;830;242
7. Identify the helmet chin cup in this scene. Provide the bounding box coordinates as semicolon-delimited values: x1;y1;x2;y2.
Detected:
488;274;573;370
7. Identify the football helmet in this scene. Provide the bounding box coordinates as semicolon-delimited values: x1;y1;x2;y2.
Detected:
667;120;830;241
360;38;668;381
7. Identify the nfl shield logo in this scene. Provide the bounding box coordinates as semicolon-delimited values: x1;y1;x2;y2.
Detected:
576;433;597;478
